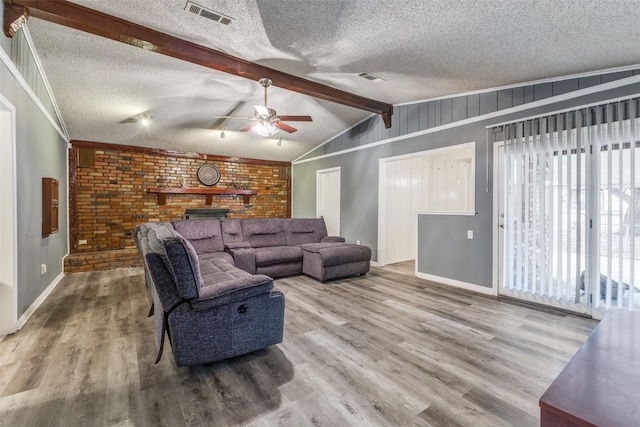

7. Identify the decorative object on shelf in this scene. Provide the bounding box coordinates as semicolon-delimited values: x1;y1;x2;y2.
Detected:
197;163;220;186
227;182;251;190
157;176;170;188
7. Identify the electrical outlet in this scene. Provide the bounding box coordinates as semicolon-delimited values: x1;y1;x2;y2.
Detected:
40;264;47;275
467;230;473;239
356;240;361;245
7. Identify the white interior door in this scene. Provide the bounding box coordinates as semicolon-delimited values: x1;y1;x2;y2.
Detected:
0;95;18;336
379;155;430;266
317;167;341;236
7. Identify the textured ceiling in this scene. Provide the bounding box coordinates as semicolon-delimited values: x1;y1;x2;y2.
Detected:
25;0;640;161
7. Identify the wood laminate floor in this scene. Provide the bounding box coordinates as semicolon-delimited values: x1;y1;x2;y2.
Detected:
0;262;598;426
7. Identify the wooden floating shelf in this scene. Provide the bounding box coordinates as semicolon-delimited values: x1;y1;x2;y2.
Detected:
148;187;257;205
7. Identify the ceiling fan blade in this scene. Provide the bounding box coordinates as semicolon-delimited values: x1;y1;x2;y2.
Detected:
119;117;138;124
210;101;248;129
275;122;298;133
254;104;270;116
227;100;247;115
278;115;313;122
240;122;257;132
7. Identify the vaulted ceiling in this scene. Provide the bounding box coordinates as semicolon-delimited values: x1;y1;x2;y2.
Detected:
14;0;640;161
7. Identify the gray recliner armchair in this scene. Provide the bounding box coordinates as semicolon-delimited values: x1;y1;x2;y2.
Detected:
138;223;285;367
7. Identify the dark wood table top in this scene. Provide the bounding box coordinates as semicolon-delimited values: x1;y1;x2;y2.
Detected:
539;309;640;427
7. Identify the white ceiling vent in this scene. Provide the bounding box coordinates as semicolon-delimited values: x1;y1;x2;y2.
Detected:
184;1;234;25
357;72;385;82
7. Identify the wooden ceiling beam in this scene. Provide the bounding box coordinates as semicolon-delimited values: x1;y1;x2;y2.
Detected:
3;1;28;37
3;0;393;127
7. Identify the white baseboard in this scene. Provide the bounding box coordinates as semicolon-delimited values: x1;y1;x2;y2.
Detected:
17;272;65;330
370;260;379;267
415;271;497;296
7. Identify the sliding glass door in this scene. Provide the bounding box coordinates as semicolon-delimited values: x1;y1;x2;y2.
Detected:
494;97;640;317
496;128;589;314
593;117;640;315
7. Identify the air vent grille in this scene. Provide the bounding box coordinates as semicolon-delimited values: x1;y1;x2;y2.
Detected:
200;9;222;22
184;1;234;25
358;72;385;82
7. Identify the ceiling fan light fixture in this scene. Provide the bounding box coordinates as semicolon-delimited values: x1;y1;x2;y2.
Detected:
140;113;152;126
252;121;279;137
214;78;309;136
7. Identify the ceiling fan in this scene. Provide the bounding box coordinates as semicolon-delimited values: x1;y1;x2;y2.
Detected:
119;112;153;126
214;78;312;136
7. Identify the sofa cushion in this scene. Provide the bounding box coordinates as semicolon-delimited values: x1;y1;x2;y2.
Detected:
254;246;302;266
225;242;251;250
172;219;225;254
299;242;348;251
190;274;275;311
221;218;244;244
165;237;204;300
199;257;252;286
284;218;328;246
198;251;234;266
147;224;203;300
242;218;286;248
146;225;176;269
300;243;371;267
140;238;183;311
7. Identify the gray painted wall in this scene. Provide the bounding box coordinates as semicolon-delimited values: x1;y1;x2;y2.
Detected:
298;69;640;161
293;72;640;288
417;214;489;286
0;27;10;54
8;30;63;129
1;19;69;317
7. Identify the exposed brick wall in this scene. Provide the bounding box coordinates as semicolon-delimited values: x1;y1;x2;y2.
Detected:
64;249;142;272
66;142;290;272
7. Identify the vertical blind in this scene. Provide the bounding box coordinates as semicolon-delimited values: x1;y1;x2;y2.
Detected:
493;96;640;313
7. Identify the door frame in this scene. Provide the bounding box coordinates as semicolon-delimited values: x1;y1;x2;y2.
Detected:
316;166;341;234
492;140;504;296
0;93;18;336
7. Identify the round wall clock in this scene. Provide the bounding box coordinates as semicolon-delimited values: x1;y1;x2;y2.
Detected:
196;164;220;186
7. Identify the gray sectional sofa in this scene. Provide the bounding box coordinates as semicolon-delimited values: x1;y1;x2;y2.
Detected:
134;222;285;367
218;217;371;280
133;217;371;366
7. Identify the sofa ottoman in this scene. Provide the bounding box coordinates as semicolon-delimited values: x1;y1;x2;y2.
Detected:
300;242;371;282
